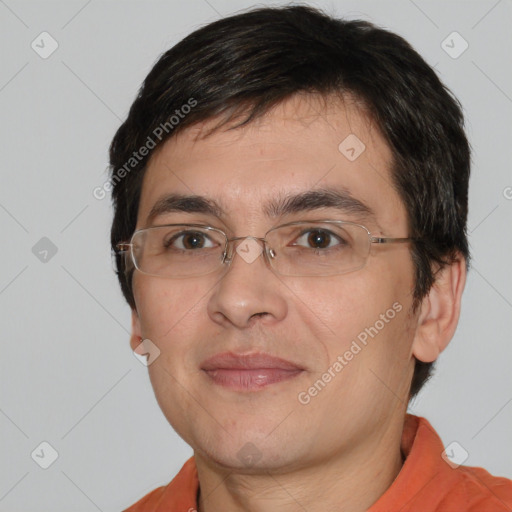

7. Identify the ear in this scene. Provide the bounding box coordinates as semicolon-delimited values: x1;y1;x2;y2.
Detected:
411;255;467;363
130;308;143;352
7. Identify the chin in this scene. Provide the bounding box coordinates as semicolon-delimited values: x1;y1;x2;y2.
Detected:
190;425;304;474
197;445;299;474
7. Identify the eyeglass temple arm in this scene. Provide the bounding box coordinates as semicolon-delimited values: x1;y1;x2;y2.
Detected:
116;242;131;252
370;237;413;244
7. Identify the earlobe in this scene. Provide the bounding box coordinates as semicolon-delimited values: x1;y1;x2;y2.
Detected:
130;308;143;352
411;255;467;363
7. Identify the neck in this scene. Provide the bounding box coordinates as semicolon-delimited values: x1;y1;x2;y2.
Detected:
195;415;406;512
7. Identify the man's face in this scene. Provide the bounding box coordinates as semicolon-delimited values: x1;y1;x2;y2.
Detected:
131;94;418;471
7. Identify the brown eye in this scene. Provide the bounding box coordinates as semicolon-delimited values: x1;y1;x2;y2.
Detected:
164;231;214;250
294;229;344;250
181;232;207;249
306;230;331;249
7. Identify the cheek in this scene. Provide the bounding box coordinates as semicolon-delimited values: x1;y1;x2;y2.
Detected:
294;275;413;420
132;277;211;438
288;270;397;340
133;275;207;340
289;255;415;368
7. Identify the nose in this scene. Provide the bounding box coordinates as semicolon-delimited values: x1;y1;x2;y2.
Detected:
207;237;288;329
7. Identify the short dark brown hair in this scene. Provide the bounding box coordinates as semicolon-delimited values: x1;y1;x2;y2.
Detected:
109;5;471;399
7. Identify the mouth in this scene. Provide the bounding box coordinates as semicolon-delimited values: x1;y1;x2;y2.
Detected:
201;352;305;391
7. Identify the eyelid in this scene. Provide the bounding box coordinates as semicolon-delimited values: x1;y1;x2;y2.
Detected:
162;228;222;252
145;221;223;233
150;218;377;239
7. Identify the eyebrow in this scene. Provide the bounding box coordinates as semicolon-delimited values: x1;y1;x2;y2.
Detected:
145;187;376;226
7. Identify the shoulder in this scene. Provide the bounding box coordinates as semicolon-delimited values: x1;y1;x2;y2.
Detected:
449;465;512;511
122;486;167;512
122;456;198;512
376;415;512;511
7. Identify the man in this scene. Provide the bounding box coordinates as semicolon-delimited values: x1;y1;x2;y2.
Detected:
109;5;512;511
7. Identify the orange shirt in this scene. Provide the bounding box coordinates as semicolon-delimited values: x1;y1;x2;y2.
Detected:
124;414;512;511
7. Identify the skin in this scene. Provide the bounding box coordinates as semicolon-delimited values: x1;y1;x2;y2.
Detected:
129;93;466;512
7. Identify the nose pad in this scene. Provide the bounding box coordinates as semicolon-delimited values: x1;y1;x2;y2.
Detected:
221;244;233;265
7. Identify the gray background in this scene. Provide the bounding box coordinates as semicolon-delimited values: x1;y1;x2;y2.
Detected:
0;0;511;510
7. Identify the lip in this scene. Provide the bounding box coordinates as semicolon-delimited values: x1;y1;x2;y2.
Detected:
201;352;304;371
201;352;305;391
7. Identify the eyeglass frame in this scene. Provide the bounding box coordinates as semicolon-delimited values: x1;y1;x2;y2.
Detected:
115;219;414;278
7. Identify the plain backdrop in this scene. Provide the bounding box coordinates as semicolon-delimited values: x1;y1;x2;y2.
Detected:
0;0;511;510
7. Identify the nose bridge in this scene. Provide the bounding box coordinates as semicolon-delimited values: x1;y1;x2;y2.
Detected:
208;233;288;328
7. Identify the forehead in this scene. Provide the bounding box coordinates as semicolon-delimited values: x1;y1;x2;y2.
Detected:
137;93;407;234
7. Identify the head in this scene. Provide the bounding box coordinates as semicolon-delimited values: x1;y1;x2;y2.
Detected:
109;5;469;470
